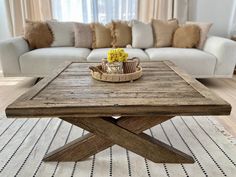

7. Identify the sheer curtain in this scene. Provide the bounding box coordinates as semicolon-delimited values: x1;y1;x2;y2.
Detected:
52;0;138;24
5;0;52;36
230;1;236;36
138;0;189;23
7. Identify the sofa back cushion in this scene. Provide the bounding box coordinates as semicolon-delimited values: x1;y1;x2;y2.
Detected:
173;25;200;48
91;23;112;48
186;21;213;49
145;48;216;77
152;19;178;47
131;20;153;49
111;21;132;48
74;23;93;48
24;20;53;49
47;21;74;47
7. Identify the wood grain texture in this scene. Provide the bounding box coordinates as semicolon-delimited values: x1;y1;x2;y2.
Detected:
43;116;194;163
4;61;231;164
43;116;172;161
66;117;194;163
6;61;231;118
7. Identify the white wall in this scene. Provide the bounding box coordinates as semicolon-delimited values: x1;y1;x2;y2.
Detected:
189;0;235;37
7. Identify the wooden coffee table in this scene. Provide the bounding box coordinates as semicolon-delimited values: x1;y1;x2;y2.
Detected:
6;61;231;164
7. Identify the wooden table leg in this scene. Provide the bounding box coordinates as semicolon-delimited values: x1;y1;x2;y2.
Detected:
44;116;170;161
43;116;194;163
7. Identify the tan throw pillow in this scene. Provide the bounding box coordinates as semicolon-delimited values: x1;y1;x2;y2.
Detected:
24;20;53;49
111;21;132;47
152;19;179;47
91;23;112;48
173;25;200;48
186;21;213;49
74;23;92;48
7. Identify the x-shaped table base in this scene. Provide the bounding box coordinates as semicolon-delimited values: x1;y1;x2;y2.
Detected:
43;116;194;163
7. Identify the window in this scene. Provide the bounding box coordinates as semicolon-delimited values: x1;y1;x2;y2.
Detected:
52;0;138;24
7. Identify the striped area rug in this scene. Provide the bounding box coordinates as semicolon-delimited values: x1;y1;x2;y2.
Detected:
0;115;235;177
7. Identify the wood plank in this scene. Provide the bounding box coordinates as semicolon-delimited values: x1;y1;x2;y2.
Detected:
39;86;194;92
165;61;231;106
6;61;231;118
65;117;194;163
39;84;196;94
67;61;168;69
58;73;181;79
4;61;231;166
59;70;177;76
6;99;231;118
43;116;171;161
35;91;202;100
43;133;106;161
51;77;185;87
47;80;189;88
6;61;71;104
40;80;194;89
56;75;183;82
9;97;223;107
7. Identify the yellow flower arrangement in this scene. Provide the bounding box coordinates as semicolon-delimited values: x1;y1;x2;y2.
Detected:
107;48;128;63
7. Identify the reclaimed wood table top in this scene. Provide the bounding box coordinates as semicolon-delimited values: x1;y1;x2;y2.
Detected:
6;61;231;118
5;61;232;164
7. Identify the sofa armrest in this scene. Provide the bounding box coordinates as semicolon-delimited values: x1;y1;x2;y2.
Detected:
0;37;30;76
203;36;236;77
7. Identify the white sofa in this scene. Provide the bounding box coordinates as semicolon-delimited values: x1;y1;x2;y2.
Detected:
0;36;236;78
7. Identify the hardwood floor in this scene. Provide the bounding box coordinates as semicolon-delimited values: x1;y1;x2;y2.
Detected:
199;77;236;138
0;75;35;112
0;74;236;138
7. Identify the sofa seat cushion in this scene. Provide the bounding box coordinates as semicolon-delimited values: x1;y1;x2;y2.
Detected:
145;48;217;77
87;48;150;62
19;47;91;76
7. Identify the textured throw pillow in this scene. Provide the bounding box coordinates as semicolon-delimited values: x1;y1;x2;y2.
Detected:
131;20;153;48
24;20;53;49
152;19;179;47
111;21;132;47
186;21;213;49
173;25;200;48
47;21;74;47
74;23;92;48
91;23;112;48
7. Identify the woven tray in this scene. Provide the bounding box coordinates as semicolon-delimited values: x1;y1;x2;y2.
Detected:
89;65;142;83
